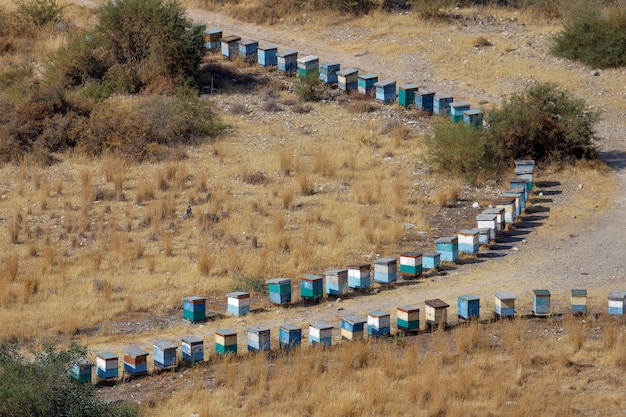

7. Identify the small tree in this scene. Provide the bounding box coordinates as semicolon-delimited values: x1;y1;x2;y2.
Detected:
14;0;63;26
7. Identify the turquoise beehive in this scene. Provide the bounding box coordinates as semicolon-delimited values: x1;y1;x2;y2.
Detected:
533;289;551;316
434;94;454;115
358;73;378;96
450;101;470;122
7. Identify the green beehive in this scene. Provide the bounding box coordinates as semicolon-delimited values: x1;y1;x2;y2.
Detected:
398;84;419;107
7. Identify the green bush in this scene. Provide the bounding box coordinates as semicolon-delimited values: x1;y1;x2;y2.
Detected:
294;71;324;102
14;0;63;26
311;0;378;15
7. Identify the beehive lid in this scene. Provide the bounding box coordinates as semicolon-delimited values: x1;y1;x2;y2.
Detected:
506;187;525;193
280;323;301;331
374;79;395;87
259;45;277;50
450;101;470;108
434;94;453;100
459;229;479;235
368;310;390;317
337;68;358;76
239;38;257;46
97;352;117;360
571;289;587;296
435;236;458;244
402;251;422;257
400;83;419;90
124;346;148;357
297;55;318;63
608;290;626;301
302;274;323;280
278;49;297;57
216;329;237;336
184;295;207;303
249;324;270;333
346;263;370;270
324;268;348;276
342;314;366;325
182;335;202;344
359;73;377;80
514;159;535;167
476;213;497;221
221;35;241;43
483;207;504;214
226;291;250;298
374;257;396;264
459;294;480;302
463;109;483;116
398;305;419;312
510;178;530;184
422;252;440;257
416;89;434;96
425;299;449;308
266;278;291;285
493;197;516;204
321;61;340;67
154;339;177;351
310;320;333;330
495;291;516;301
533;289;551;297
72;357;94;368
206;28;222;35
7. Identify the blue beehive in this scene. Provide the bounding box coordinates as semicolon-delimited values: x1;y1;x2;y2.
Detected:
398;84;419;107
422;252;441;270
301;274;324;301
397;305;420;332
69;358;93;383
324;268;348;296
458;229;480;255
434;94;454;115
435;236;459;262
319;62;340;84
533;289;551;316
183;296;207;323
415;90;435;112
368;310;391;337
279;324;302;351
221;35;241;59
347;263;370;289
476;213;498;241
238;39;258;63
267;278;291;305
258;45;278;66
123;346;149;376
399;252;422;278
215;329;237;355
373;257;397;283
277;49;298;74
571;289;587;314
297;55;319;78
509;178;530;203
204;28;222;51
458;295;480;321
153;339;178;369
502;188;524;216
476;227;491;247
358;73;378;96
248;325;271;352
96;352;118;380
309;320;333;347
463;109;483;128
608;290;626;315
482;207;505;236
226;291;250;316
181;336;204;364
337;68;358;91
450;101;471;123
341;314;366;341
494;291;516;318
374;79;396;103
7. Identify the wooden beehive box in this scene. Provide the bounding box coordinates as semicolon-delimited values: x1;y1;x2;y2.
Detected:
533;289;551;316
368;310;391;337
400;251;422;278
398;84;419;107
502;188;525;216
258;45;278;66
373;257;398;284
297;55;319;78
509;178;530;203
433;94;454;115
279;323;302;351
220;35;241;59
494;291;516;318
341;314;366;341
397;305;420;332
337;68;358;91
319;62;340;84
608;290;626;315
153;339;178;370
458;229;480;255
226;291;250;316
301;274;324;301
123;346;149;375
248;325;271;352
69;358;94;384
96;352;118;380
238;38;258;63
415;90;435;112
346;263;371;289
203;28;222;51
450;101;470;123
435;236;459;263
324;268;348;296
358;73;378;96
267;278;292;305
309;320;333;347
476;227;491;247
482;207;505;236
463;109;483;128
183;296;207;323
277;49;298;74
425;299;449;329
476;213;498;241
215;329;238;355
374;79;396;103
570;289;587;314
458;295;480;321
494;197;517;224
181;335;204;364
422;252;441;270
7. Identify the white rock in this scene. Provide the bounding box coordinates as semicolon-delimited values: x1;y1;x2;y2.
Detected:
512;247;520;251
472;202;481;209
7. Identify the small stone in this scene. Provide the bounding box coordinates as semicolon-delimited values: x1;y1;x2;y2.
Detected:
591;70;599;76
573;215;577;219
578;183;583;189
522;239;527;243
337;298;342;303
472;202;481;209
337;306;344;311
538;192;543;196
512;247;520;251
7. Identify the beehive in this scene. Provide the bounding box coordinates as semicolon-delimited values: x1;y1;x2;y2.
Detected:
346;263;371;289
463;109;483;128
203;28;222;51
514;160;535;190
220;35;241;59
153;339;178;369
358;73;378;96
183;296;207;323
450;101;471;123
69;358;93;383
398;84;419;107
514;159;536;173
277;49;298;74
494;291;516;318
238;39;258;63
215;329;238;355
181;336;204;364
373;257;397;284
494;197;517;224
279;324;302;351
399;252;422;278
502;188;525;216
374;79;397;103
422;252;441;270
248;325;271;352
425;299;449;329
297;55;319;78
341;315;366;341
476;213;498;241
258;45;278;66
608;290;626;315
415;90;435;112
309;320;333;347
368;310;391;337
337;68;358;91
458;295;480;321
434;94;454;115
482;207;505;236
324;268;348;296
397;305;420;332
435;236;459;263
96;352;118;380
509;178;530;203
570;289;587;314
123;346;149;375
319;62;340;84
533;289;551;316
458;229;480;255
476;227;491;247
267;278;292;305
301;274;324;301
226;291;250;316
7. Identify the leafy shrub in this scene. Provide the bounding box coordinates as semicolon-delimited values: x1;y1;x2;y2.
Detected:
14;0;63;26
311;0;378;15
294;71;324;102
409;0;450;20
231;273;268;295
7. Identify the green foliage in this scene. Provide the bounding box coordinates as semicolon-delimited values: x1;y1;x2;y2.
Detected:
294;71;324;102
552;8;626;68
231;273;268;295
14;0;63;26
409;0;450;20
0;340;139;417
311;0;378;15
